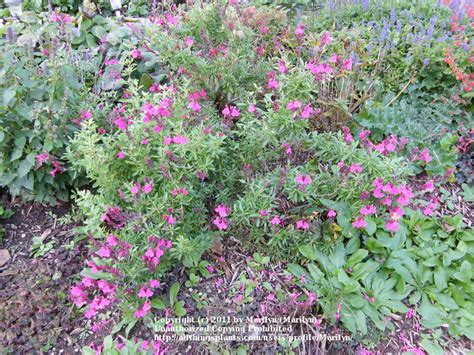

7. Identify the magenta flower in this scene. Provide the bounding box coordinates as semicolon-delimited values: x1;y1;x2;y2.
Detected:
385;220;399;232
149;279;160;288
328;210;337;218
349;163;363;174
287;100;302;111
248;103;256;113
143;184;153;194
36;153;49;163
307;62;333;75
295;23;305;38
389;206;404;220
184;36;194;47
422;180;435;191
213;217;228;230
130;182;141;195
70;286;88;307
114;117;128;130
278;60;288;74
295;174;312;186
359;129;371;140
222;105;240;118
131;49;142;59
416;148;432;163
188;100;201;112
296;220;309;230
134;300;152;318
423;207;434;216
405;308;416;319
301;105;315;118
320;31;332;46
106;234;118;247
96;246;112;258
352;216;367;229
116;151;126;159
342;127;353;143
172;135;189;144
162;213;176;225
342;58;353;71
360;205;376;216
282;143;293;155
267;78;279;90
215;204;230;217
270;216;282;225
329;53;339;63
138;286;153;298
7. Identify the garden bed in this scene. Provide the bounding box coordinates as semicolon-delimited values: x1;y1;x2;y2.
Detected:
0;0;473;354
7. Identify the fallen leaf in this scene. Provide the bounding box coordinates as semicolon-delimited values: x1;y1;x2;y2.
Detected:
0;249;11;267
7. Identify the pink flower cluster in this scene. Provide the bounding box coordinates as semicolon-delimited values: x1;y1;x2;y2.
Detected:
72;110;93;127
36;153;65;177
352;178;414;233
142;98;173;123
188;90;207;112
163;135;189;145
287;100;320;119
70;277;117;319
130;180;154;195
213;204;231;230
267;71;279;90
50;12;72;24
142;237;173;271
295;174;312;190
95;234;132;260
171;187;189;196
222;105;240;118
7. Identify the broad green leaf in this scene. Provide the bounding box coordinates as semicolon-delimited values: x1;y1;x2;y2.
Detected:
421;338;444;355
169;282;180;306
298;245;316;260
346;249;368;268
3;88;16;107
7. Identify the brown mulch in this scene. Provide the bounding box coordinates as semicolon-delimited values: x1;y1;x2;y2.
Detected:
0;199;88;354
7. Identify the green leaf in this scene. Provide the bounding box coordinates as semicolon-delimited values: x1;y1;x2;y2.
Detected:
453;261;472;283
298;245;316;260
365;218;377;235
174;301;187;317
421;338;444;355
307;263;324;282
460;184;474;202
18;155;35;178
434;267;448;290
287;263;308;279
139;73;154;90
151;298;166;310
351;261;379;281
3;88;16;107
169;282;180;306
346;249;368;268
434;293;458;310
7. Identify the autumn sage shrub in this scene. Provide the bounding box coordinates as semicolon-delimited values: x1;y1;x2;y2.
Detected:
66;1;473;349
